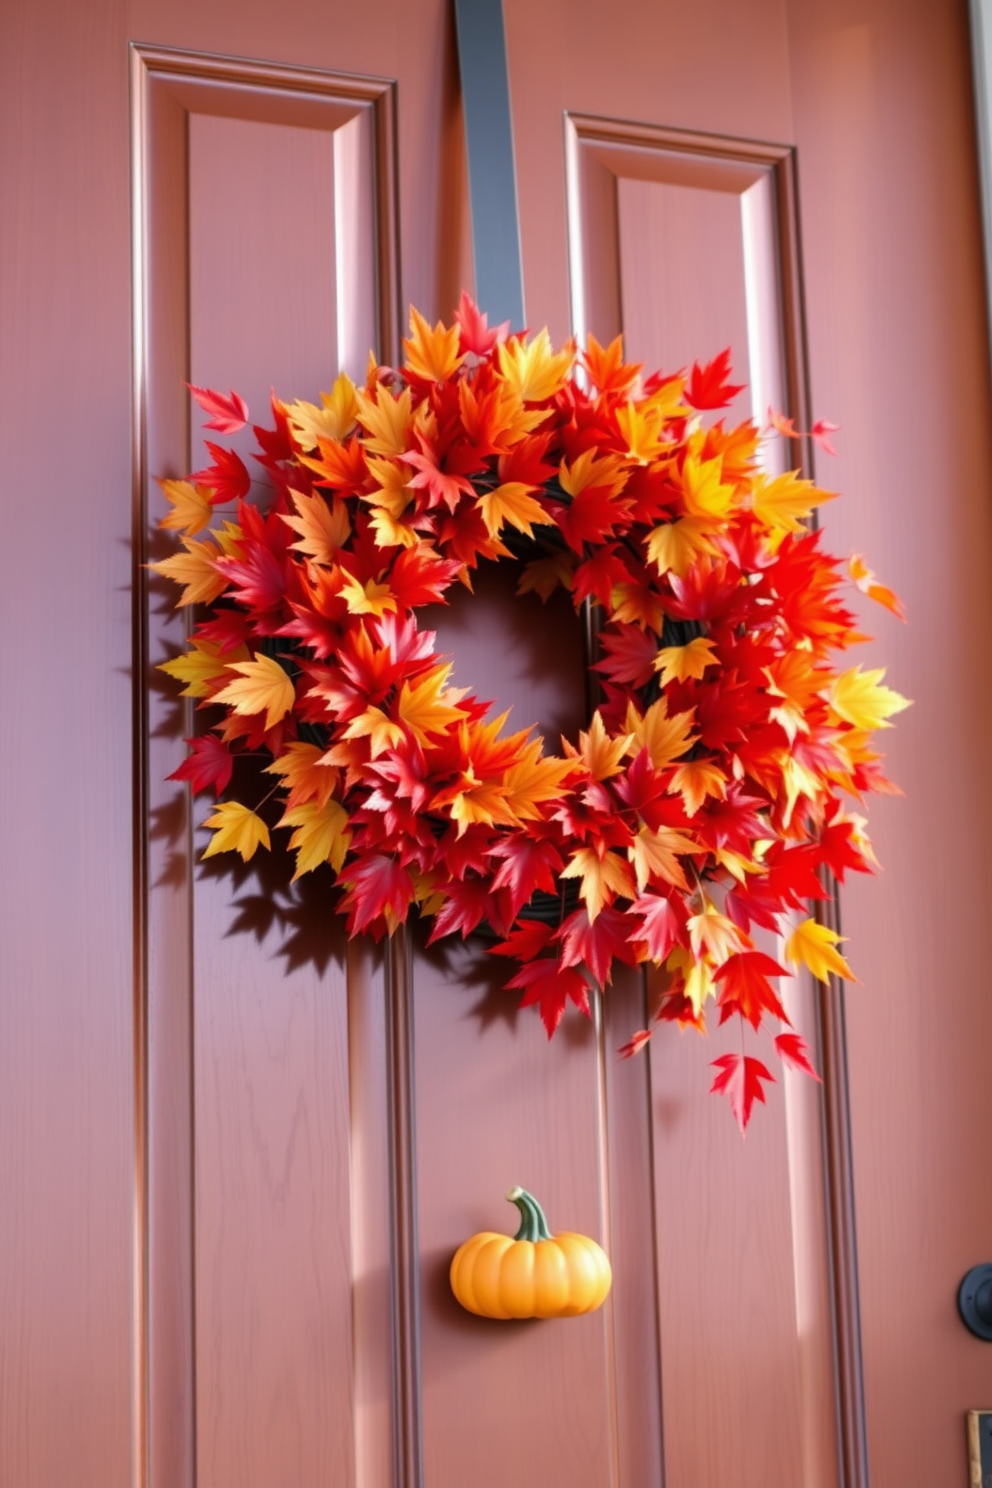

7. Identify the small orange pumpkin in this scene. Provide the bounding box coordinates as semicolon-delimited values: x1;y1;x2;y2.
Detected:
450;1186;612;1319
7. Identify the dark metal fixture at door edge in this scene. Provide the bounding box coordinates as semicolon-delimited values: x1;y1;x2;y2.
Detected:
958;1264;992;1339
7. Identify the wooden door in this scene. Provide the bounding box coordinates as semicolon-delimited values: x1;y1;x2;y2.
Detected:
3;2;991;1486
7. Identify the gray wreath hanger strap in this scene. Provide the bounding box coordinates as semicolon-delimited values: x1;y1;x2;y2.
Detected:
452;0;526;330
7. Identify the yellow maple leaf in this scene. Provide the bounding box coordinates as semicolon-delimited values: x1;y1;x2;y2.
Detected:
670;759;727;817
561;847;636;921
340;574;397;617
565;712;632;781
159;639;248;698
281;490;351;565
778;751;823;828
283;372;358;450
750;470;836;534
644;376;688;421
364;456;414;518
516;550;575;600
150;536;228;607
664;944;718;1016
439;772;519;835
342;705;406;758
403;306;465;382
688;898;750;965
558;447;627;501
212;519;245;558
477;482;552;540
785;917;855;983
214;653;296;729
497;328;575;402
654;635;719;685
645;517;719;577
367;507;420;550
629;826;698;893
501;742;578;820
680;453;735;522
264;741;339;809
683;952;717;1018
201;801;270;862
157;478;214;536
624;698;697;769
616;401;670;465
828;666;911;731
279;799;352;878
396;665;469;746
355;383;413;458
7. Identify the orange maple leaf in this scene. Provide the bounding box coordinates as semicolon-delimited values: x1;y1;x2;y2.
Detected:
403;306;465;383
281;490;351;565
396;665;470;747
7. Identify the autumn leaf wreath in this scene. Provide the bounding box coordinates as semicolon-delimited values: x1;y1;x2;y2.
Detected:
155;295;907;1129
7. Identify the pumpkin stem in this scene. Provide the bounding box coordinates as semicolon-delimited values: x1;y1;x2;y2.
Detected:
506;1186;553;1242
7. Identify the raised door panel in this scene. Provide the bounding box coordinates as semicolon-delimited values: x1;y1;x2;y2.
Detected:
564;118;840;1488
135;45;402;1488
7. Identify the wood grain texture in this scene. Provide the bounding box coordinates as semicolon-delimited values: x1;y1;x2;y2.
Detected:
785;2;992;1480
192;859;353;1488
617;176;752;421
0;3;135;1485
566;113;845;1486
133;40;404;1488
416;569;619;1488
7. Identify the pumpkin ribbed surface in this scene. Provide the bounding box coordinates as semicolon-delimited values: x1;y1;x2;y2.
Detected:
449;1188;612;1320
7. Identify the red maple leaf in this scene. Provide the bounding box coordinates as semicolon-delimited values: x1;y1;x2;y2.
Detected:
190;442;252;503
405;436;477;513
338;854;415;935
811;419;840;457
454;291;510;356
710;1053;775;1133
187;384;249;434
573;544;637;609
818;816;872;881
627;892;689;961
489;919;556;962
168;734;234;795
506;957;591;1036
774;1032;821;1080
549;484;634;554
428;875;495;942
714;951;790;1029
618;1028;653;1059
490;836;564;918
685;349;745;410
594;623;659;687
194;607;254;653
215;541;287;614
388;546;463;609
557;904;637;986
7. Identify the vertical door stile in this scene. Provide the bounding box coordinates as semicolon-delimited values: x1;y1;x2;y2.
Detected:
773;147;871;1488
385;933;426;1488
564;111;870;1488
134;45;403;1488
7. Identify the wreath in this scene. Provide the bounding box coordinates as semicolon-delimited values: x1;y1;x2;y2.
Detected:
155;295;907;1129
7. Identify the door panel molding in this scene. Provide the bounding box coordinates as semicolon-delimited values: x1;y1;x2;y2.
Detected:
565;111;868;1488
130;43;400;1487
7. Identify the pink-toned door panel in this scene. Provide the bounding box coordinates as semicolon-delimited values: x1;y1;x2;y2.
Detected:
4;2;992;1487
